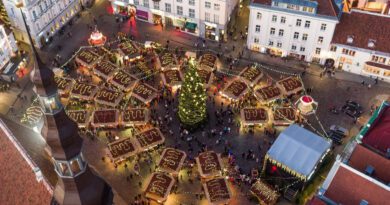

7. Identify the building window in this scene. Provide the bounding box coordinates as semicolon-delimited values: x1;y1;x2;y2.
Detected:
255;25;261;33
269;41;274;46
189;0;195;5
315;48;321;54
278;29;284;36
300;47;305;52
270;28;275;35
177;6;183;15
257;12;262;19
153;1;159;9
214;3;220;10
304;20;310;28
342;48;356;56
277;42;282;48
254;37;259;43
302;34;308;41
134;0;139;5
318;36;323;44
177;0;182;2
205;2;211;8
214;14;219;23
205;12;210;22
293;32;299;39
330;45;337;52
281;16;286;23
189;8;195;18
143;0;149;8
321;23;327;31
372;55;386;64
165;3;171;12
33;11;38;21
292;45;297;50
296;19;301;26
272;15;277;22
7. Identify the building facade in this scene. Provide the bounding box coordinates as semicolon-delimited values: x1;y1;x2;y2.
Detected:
329;10;390;82
247;0;342;64
0;21;18;70
3;0;81;48
109;0;238;41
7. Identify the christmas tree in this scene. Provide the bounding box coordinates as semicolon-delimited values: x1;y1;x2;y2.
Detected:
178;58;207;127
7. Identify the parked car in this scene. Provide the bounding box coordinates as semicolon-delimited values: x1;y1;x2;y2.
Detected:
330;125;349;137
329;132;343;145
342;100;363;119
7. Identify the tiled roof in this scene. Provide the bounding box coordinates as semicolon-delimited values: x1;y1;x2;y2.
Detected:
332;10;390;53
0;126;52;205
348;144;390;183
251;0;339;17
324;165;389;205
306;196;327;205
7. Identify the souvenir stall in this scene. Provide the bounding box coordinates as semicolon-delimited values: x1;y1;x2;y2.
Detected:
196;151;223;179
203;178;232;205
75;49;100;69
121;108;149;127
158;52;179;71
135;59;155;76
238;66;263;87
240;108;269;127
220;79;249;101
131;82;158;105
199;53;219;71
272;107;297;126
70;82;99;101
160;69;183;88
108;137;139;163
276;77;303;96
118;41;140;63
93;60;118;80
134;128;165;151
94;88;125;107
144;172;175;204
255;85;282;104
66;110;91;128
157;148;187;175
54;77;74;96
197;69;214;88
250;180;280;205
91;109;120;128
109;70;138;91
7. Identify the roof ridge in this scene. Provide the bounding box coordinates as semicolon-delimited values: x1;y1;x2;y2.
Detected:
327;0;338;17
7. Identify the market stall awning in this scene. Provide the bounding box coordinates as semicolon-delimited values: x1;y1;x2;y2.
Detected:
185;22;197;30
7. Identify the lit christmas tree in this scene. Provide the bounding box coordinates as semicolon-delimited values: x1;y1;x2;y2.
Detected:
178;58;207;127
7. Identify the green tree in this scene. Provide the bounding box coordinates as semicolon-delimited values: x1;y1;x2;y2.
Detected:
178;59;207;127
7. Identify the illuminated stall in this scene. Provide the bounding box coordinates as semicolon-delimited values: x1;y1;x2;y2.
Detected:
70;82;99;101
93;60;118;80
240;108;269;126
75;49;100;69
161;69;183;88
158;52;179;71
157;148;187;175
276;77;303;96
272;107;297;126
199;53;219;71
134;128;165;151
238;66;263;87
250;180;280;205
203;178;232;205
197;69;214;88
91;109;120;128
220;79;249;101
108;137;139;163
66;110;91;128
144;172;175;204
118;41;140;61
94;88;124;107
255;85;282;104
131;82;158;104
135;60;155;76
196;151;223;179
109;70;138;91
54;77;74;96
121;108;149;127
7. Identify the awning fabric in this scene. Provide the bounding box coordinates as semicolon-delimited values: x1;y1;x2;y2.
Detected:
185;22;197;30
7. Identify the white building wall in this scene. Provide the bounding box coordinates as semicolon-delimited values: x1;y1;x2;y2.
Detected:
247;5;338;64
0;25;18;69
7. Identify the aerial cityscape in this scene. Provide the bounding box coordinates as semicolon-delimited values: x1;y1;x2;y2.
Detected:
0;0;389;204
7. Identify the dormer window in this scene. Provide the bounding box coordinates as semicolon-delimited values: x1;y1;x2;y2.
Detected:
347;35;354;44
368;39;376;48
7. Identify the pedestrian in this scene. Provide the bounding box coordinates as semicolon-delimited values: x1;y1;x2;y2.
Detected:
375;77;379;84
361;80;365;85
368;84;371;89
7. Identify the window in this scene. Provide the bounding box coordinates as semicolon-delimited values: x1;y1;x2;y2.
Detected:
300;47;305;52
189;8;195;18
293;32;299;39
255;25;261;33
214;3;220;10
214;14;219;23
321;23;327;31
277;42;282;48
189;0;195;5
33;11;38;21
177;6;183;15
304;21;310;28
165;3;171;12
270;28;275;35
296;19;301;26
318;36;323;44
281;16;286;23
272;15;277;22
153;1;159;9
302;33;308;41
143;0;149;8
330;45;337;52
205;2;211;8
254;37;259;43
278;29;284;36
257;12;262;19
315;48;321;54
205;12;210;22
291;45;297;50
342;48;356;56
134;0;139;4
269;41;274;46
177;0;182;2
372;55;386;64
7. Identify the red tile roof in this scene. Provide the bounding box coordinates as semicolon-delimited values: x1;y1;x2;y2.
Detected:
332;11;390;53
324;165;389;205
251;0;338;17
0;127;53;205
306;196;327;205
348;144;390;183
362;102;390;155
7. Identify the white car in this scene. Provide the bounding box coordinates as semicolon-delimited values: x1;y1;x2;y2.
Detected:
330;125;349;137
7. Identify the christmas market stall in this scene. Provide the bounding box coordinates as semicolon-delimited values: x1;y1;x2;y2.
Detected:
70;82;99;101
238;66;263;87
108;137;139;163
94;88;125;107
199;53;219;71
220;79;249;101
54;77;74;96
203;178;232;205
93;60;118;80
134;128;165;151
118;41;140;60
272;107;297;126
158;52;179;71
88;28;107;46
75;49;100;68
109;70;138;91
250;180;280;205
255;85;282;104
135;59;155;76
161;69;183;88
276;77;303;96
157;148;187;175
144;172;175;204
196;151;223;179
121;108;149;127
66;110;91;128
91;109;120;128
197;68;214;88
240;108;269;126
131;82;158;104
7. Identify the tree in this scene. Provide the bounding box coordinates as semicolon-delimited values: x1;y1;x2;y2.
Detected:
178;59;207;127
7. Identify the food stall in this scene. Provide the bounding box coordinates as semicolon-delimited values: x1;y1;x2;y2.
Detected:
54;77;74;96
121;108;149;126
109;70;138;91
134;128;165;151
158;52;179;71
238;66;263;87
157;148;187;175
108;137;139;163
91;109;120;128
118;41;140;62
254;85;282;104
70;82;99;101
240;108;269;126
199;53;218;71
94;88;124;107
272;107;297;126
160;69;183;88
250;180;280;205
196;151;223;179
144;172;175;204
131;82;158;104
276;77;303;96
66;110;91;128
197;69;214;88
203;178;232;205
220;79;249;101
75;49;100;69
93;60;118;80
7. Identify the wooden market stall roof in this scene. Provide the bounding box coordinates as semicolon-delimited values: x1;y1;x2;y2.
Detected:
239;66;263;87
145;172;175;203
250;180;280;205
134;128;165;151
255;85;282;103
91;109;119;128
158;52;178;70
161;69;183;87
157;148;187;174
273;107;297;125
93;60;117;80
203;178;231;205
121;108;149;126
70;82;99;101
66;110;90;128
94;87;124;107
276;76;303;95
109;70;138;91
54;77;74;95
240;107;269;125
108;137;138;162
196;151;223;178
221;79;249;101
75;49;100;67
199;53;218;71
131;82;158;104
197;68;214;88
